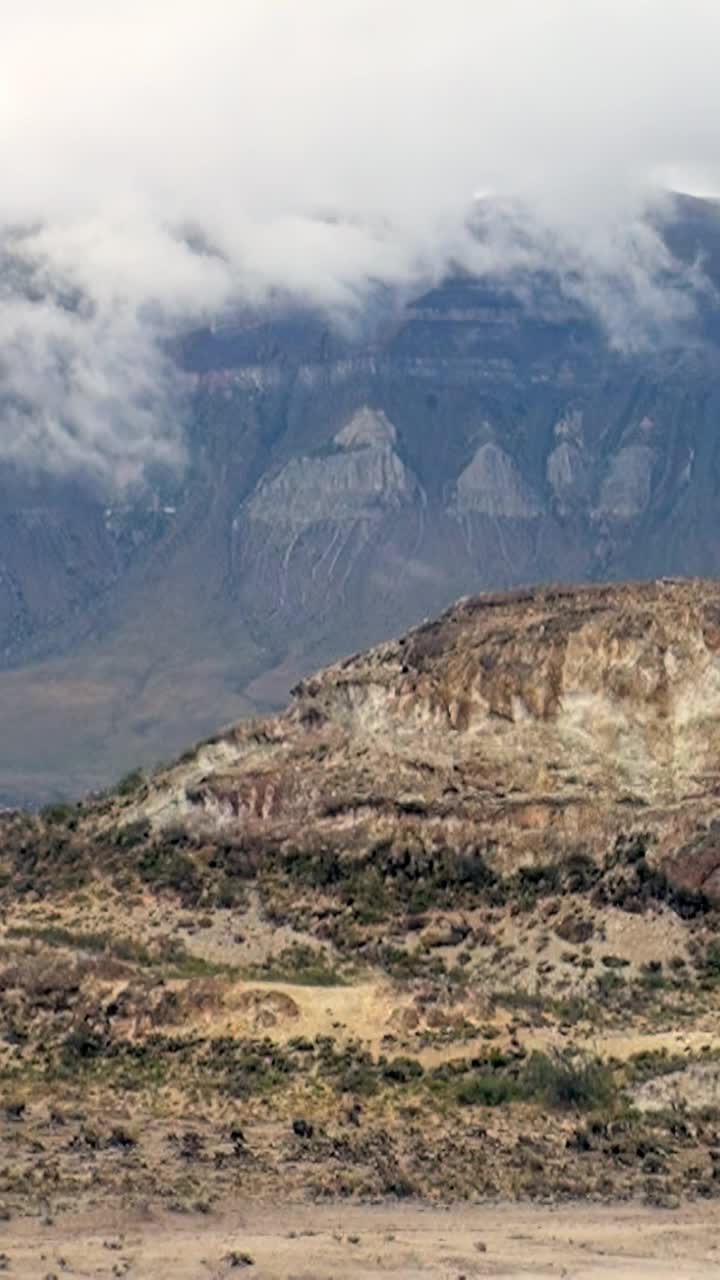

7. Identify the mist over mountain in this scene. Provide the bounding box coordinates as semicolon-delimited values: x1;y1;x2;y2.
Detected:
1;192;720;804
5;4;720;802
3;2;720;489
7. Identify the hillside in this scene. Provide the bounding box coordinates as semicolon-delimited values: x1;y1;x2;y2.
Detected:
1;579;720;1221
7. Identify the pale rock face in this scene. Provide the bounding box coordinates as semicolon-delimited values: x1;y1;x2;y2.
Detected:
546;441;590;506
453;442;542;519
553;409;584;442
596;444;655;521
244;407;415;528
334;406;397;450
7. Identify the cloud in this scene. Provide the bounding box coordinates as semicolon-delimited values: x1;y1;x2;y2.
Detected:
2;1;720;486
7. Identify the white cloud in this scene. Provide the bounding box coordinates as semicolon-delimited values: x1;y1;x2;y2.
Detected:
2;1;720;486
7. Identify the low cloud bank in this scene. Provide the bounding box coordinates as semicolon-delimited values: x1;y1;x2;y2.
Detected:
2;1;720;488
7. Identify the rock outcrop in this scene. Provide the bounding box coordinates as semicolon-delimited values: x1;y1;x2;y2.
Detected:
453;442;542;519
243;406;417;528
128;578;720;895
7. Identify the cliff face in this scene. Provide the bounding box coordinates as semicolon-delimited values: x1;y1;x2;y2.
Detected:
129;578;720;898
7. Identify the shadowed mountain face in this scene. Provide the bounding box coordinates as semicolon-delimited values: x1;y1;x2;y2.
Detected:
4;196;720;803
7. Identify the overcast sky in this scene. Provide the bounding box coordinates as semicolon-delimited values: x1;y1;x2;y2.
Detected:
3;0;720;487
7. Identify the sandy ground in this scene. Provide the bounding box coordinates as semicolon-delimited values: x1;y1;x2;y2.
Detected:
3;1200;720;1279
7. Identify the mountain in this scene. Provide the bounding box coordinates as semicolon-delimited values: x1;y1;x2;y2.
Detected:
2;579;720;1214
5;195;720;803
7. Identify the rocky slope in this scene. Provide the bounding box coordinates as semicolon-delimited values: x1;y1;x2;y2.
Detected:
124;577;720;899
1;580;720;1215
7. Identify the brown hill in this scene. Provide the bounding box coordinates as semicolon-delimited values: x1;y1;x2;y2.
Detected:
129;577;720;898
1;578;720;1219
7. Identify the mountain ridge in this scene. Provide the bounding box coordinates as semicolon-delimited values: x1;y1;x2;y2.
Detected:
5;195;720;803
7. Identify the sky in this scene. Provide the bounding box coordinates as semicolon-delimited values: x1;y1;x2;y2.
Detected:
2;0;720;488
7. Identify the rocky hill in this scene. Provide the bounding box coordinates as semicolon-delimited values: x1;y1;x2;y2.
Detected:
6;196;720;804
1;579;720;1217
124;577;720;897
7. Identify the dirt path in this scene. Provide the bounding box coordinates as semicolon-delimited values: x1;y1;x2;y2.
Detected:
4;1200;720;1278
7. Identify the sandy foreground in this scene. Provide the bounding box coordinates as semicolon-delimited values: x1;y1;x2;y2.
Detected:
2;1201;720;1279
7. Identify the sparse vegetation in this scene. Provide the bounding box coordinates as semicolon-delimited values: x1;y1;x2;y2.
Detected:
115;769;146;798
7;923;156;966
522;1051;615;1111
39;802;78;827
247;944;348;986
0;796;718;1215
435;1049;616;1113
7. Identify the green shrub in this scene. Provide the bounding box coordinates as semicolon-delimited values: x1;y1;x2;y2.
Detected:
40;802;78;827
113;819;151;849
456;1072;519;1107
344;867;391;923
381;1056;424;1084
137;844;201;903
639;960;667;990
115;769;145;797
514;864;561;894
250;943;346;987
61;1025;107;1065
522;1051;615;1110
701;942;720;979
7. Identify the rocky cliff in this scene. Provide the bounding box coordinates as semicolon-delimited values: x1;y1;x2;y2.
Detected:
125;577;720;901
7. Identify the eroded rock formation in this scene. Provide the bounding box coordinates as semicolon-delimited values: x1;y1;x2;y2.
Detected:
127;578;720;895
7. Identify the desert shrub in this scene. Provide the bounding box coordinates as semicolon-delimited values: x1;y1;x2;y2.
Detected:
40;802;78;828
562;852;601;893
700;941;720;979
456;1072;519;1106
281;841;506;919
514;863;561;897
555;914;594;944
554;995;592;1024
627;1048;691;1083
203;1037;297;1098
8;826;98;897
115;769;145;798
639;960;667;990
137;844;201;903
379;945;446;981
7;924;153;966
61;1025;108;1065
251;943;346;986
113;819;151;849
208;875;246;909
315;1039;381;1096
522;1051;615;1110
282;846;343;888
596;970;626;997
343;867;391;924
381;1056;424;1084
493;988;546;1016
